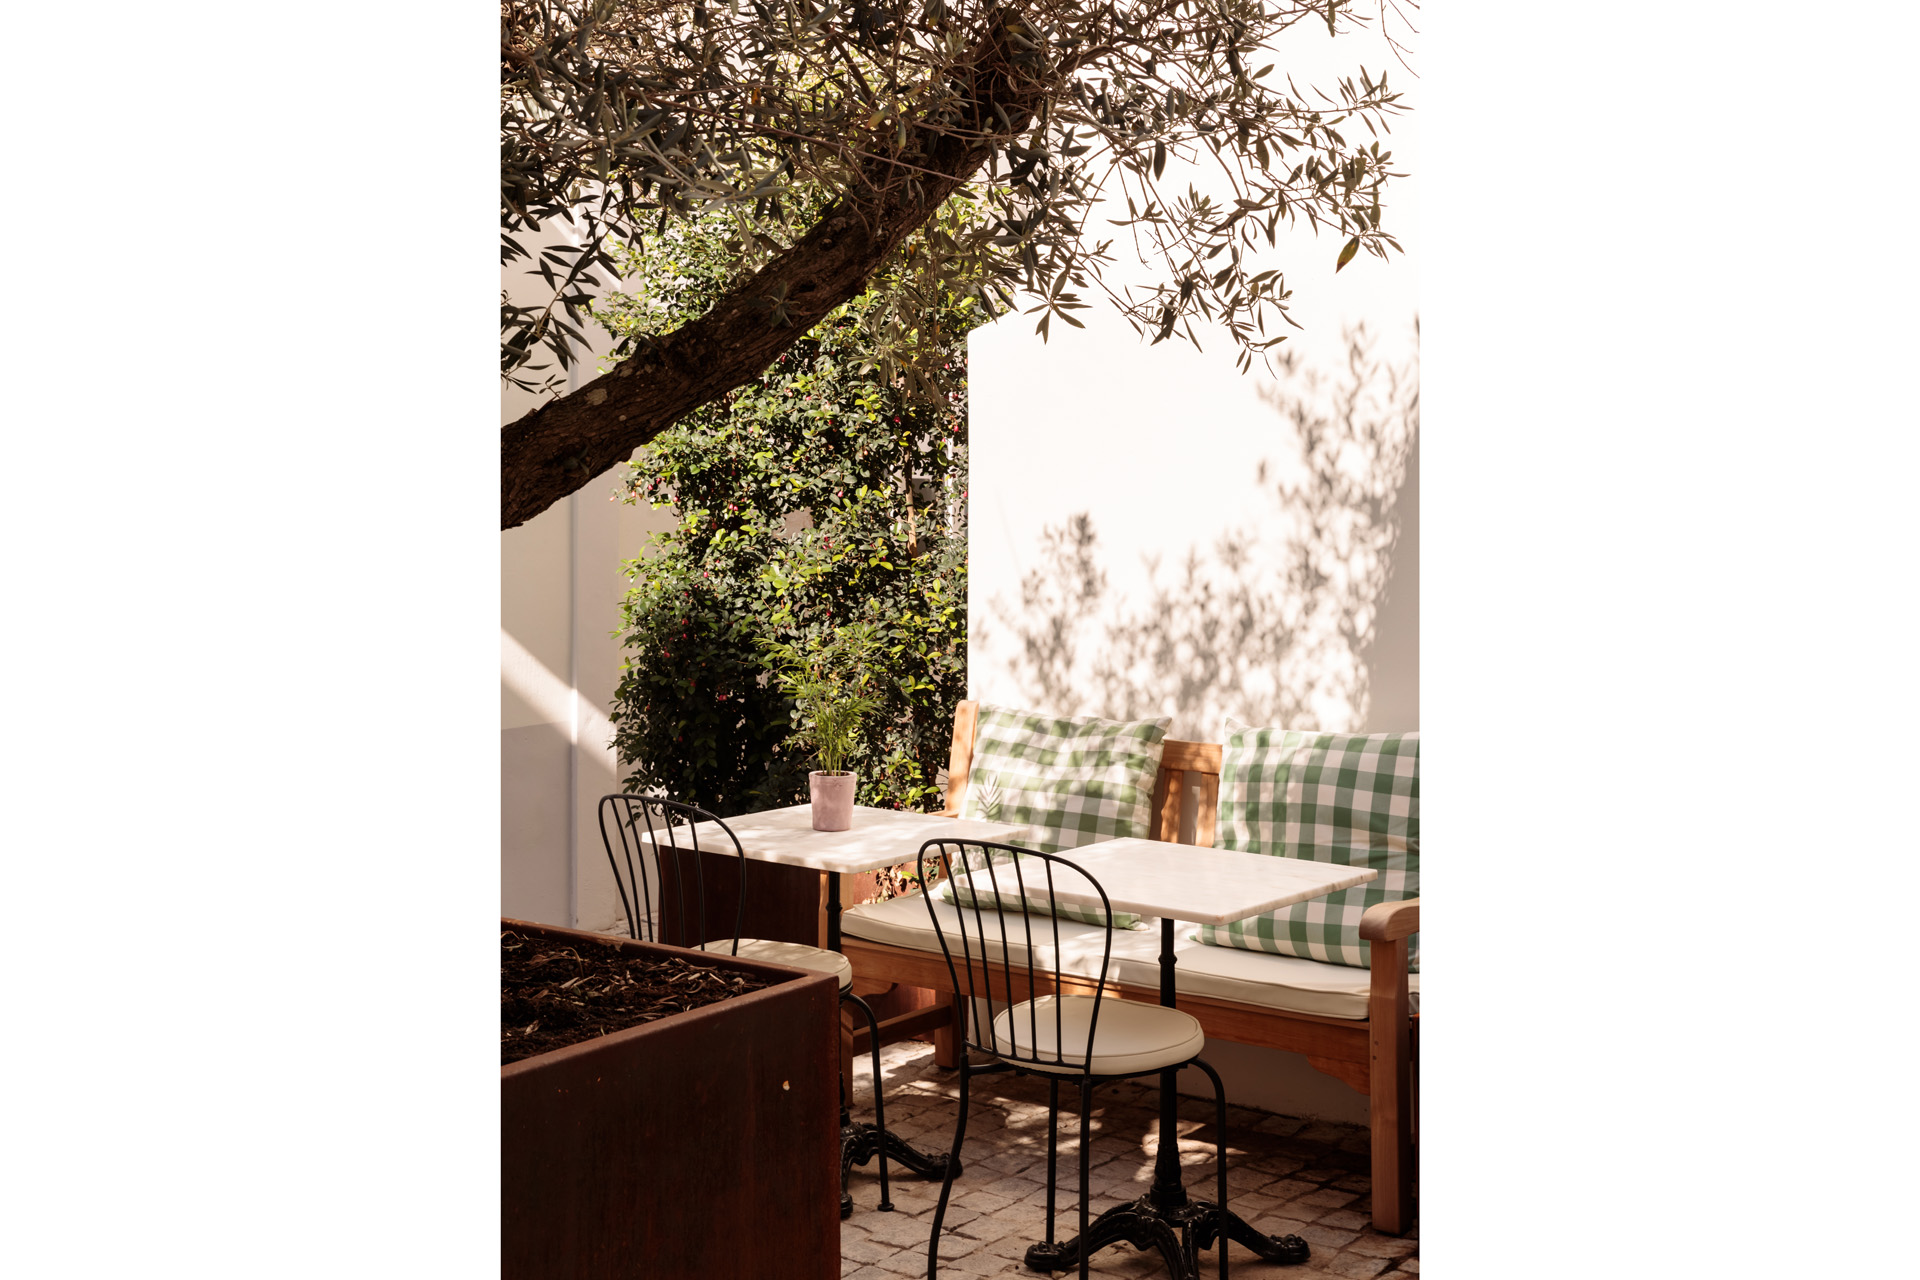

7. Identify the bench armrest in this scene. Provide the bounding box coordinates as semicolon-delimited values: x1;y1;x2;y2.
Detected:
1358;897;1419;943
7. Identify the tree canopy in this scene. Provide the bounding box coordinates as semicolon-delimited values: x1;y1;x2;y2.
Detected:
501;0;1411;528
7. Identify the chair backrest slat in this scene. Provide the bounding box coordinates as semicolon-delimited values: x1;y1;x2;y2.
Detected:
917;838;1114;1076
597;795;747;952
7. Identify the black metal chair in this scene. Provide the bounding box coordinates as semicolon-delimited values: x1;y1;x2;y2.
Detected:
918;839;1231;1280
599;793;894;1216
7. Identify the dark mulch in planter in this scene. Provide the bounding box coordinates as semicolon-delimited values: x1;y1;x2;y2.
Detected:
501;929;774;1065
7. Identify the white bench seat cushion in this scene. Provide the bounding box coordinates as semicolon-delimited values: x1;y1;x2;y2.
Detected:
841;895;1417;1021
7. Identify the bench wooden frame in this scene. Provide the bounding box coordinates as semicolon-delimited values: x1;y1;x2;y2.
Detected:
838;701;1419;1234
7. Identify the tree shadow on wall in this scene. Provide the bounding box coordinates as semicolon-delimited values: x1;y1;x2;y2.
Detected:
984;321;1419;733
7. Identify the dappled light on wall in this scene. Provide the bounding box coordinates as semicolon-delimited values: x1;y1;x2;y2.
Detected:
978;321;1417;735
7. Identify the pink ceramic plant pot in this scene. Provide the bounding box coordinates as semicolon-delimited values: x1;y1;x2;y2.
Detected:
809;771;857;831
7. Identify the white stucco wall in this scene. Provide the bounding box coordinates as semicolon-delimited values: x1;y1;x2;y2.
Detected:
500;439;677;932
966;19;1418;1121
500;232;676;931
967;306;1419;741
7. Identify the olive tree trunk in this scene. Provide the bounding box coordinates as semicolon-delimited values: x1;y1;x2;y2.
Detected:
501;22;1042;530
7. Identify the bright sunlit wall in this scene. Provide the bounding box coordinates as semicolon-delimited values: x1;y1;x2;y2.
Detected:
966;18;1420;1120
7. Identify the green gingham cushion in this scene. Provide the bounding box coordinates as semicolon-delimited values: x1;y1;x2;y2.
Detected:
948;704;1171;928
1196;724;1418;970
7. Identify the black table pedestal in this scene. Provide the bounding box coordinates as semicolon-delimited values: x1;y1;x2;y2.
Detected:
1022;1194;1309;1276
1020;919;1310;1275
841;1108;963;1218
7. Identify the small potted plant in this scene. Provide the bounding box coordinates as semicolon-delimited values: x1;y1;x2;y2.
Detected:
764;623;882;831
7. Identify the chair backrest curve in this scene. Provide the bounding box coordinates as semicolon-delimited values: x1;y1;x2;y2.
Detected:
596;794;747;952
916;838;1115;1076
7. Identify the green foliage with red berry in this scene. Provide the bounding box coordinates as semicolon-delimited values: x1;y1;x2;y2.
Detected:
602;211;980;818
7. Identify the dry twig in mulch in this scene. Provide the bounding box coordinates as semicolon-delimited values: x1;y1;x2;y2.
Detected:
500;930;773;1065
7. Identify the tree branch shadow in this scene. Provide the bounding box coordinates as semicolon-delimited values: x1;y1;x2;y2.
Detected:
980;319;1419;732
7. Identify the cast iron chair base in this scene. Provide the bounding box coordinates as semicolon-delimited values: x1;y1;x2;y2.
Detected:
842;1114;961;1218
1022;1196;1309;1276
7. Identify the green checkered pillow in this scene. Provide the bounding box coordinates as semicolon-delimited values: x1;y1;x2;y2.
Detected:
1196;724;1418;970
947;704;1171;928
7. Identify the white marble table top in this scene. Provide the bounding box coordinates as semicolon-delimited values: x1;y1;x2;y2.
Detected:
1037;838;1377;926
639;804;1031;876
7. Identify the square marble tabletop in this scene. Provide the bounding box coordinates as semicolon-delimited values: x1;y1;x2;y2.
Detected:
1037;837;1377;926
639;803;1031;876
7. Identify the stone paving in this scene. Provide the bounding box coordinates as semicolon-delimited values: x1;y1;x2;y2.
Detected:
841;1041;1417;1280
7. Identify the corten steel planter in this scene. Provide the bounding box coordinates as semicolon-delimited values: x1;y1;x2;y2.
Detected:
658;857;940;1027
501;918;841;1280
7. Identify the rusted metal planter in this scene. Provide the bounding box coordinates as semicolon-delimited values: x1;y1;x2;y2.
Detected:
502;918;840;1280
660;855;942;1028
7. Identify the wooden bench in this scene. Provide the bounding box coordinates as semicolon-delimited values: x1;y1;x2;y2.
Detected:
838;701;1420;1234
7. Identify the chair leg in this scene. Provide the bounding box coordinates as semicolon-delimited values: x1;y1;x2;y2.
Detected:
1077;1075;1094;1280
1044;1075;1061;1245
1192;1058;1230;1280
847;992;893;1212
839;1008;857;1102
927;1056;971;1280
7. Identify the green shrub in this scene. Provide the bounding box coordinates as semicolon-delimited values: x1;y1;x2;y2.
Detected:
604;209;979;818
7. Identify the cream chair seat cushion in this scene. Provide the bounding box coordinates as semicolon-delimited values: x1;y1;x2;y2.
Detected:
990;995;1206;1076
702;938;853;991
840;894;1418;1020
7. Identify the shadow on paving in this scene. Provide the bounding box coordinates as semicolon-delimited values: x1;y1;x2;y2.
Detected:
841;1041;1418;1280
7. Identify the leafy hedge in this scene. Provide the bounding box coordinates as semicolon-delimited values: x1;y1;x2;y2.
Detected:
602;212;980;818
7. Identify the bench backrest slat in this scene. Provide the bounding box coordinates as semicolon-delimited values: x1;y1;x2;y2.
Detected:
944;699;981;816
945;700;1222;846
1152;740;1222;845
